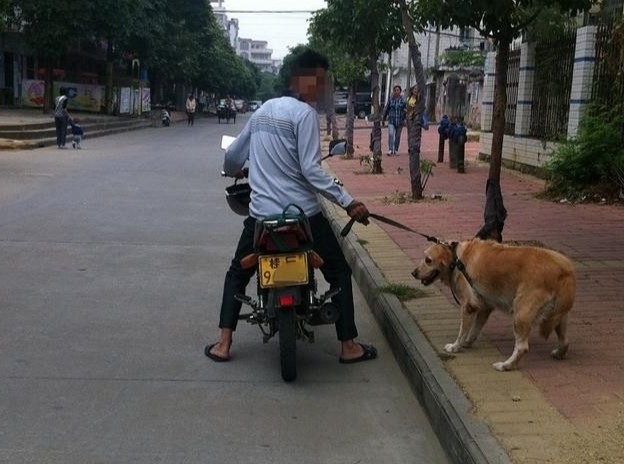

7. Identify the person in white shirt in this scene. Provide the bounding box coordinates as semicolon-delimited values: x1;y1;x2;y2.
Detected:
206;67;376;366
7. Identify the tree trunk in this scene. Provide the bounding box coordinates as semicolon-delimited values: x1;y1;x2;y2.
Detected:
44;58;52;114
399;0;427;199
105;39;114;115
369;56;383;174
477;39;510;242
325;74;339;139
345;86;356;158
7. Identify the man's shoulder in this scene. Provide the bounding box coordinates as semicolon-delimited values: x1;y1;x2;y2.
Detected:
258;97;312;117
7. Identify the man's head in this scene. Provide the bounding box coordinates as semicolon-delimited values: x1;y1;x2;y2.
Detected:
288;49;329;108
392;85;402;98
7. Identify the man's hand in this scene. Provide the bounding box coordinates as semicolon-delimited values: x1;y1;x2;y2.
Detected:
346;200;370;225
234;167;249;179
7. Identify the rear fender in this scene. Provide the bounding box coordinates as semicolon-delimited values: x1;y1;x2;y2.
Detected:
266;287;303;318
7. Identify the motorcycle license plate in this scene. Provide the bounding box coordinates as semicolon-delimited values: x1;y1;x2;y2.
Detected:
258;253;308;288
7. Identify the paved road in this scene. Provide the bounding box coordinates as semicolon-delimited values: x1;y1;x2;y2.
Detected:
0;115;450;463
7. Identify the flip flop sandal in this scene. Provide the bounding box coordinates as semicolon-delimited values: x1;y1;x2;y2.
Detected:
204;343;230;362
339;343;378;364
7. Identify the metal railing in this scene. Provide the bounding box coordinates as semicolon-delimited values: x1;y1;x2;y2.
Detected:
529;29;577;141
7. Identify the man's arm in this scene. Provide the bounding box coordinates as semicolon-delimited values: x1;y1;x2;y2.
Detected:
223;119;251;176
296;110;353;209
382;99;390;121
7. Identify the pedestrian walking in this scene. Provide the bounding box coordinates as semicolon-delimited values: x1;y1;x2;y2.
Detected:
382;85;406;155
186;94;196;126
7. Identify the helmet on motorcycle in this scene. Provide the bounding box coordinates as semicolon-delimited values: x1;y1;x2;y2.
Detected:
225;181;251;216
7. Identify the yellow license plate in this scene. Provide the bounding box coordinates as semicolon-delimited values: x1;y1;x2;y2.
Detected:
258;253;309;288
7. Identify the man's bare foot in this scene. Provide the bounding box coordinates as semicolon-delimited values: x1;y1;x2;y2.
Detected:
339;340;378;364
205;341;230;362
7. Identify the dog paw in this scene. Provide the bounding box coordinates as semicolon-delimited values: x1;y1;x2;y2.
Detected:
444;343;460;353
492;361;509;371
551;346;568;360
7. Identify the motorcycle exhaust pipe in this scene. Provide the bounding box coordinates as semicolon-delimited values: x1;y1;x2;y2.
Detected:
317;302;340;324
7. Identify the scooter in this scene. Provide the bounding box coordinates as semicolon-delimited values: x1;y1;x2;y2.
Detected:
161;108;171;126
222;137;348;382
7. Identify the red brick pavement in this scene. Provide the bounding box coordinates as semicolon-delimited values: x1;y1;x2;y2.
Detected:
326;119;624;425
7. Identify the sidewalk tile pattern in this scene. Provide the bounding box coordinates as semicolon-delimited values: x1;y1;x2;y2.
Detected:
323;118;624;463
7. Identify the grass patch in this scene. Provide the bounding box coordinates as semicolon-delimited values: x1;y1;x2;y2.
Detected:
379;283;427;302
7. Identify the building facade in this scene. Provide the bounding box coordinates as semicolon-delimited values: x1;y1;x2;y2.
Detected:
380;27;488;127
210;0;282;74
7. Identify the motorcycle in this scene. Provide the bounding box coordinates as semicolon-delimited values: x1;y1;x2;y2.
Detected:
161;108;171;127
222;137;348;382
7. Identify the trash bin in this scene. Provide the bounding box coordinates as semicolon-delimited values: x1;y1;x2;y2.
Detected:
437;115;450;162
455;123;467;173
448;122;458;169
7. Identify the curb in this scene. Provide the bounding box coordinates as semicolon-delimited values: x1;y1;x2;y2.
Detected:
0;119;153;150
320;199;511;464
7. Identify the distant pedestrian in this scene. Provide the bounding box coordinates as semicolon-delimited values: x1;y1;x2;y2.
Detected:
382;85;406;155
54;88;71;149
186;94;196;126
70;119;84;149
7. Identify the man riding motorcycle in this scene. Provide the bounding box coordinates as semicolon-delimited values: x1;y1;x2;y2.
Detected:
205;72;376;365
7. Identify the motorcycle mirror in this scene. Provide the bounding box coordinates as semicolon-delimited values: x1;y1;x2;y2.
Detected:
329;139;347;156
221;135;236;150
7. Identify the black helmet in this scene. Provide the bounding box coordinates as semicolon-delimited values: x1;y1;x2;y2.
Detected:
225;181;251;216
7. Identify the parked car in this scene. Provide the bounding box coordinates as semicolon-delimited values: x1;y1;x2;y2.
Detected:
354;92;372;119
333;91;348;114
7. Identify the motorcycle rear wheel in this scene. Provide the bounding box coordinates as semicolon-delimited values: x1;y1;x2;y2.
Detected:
278;309;297;382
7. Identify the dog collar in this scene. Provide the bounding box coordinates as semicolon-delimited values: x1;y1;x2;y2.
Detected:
448;241;479;305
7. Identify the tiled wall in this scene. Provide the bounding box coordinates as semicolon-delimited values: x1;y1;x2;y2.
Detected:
480;26;598;171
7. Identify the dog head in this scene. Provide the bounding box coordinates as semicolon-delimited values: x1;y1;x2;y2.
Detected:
411;243;454;286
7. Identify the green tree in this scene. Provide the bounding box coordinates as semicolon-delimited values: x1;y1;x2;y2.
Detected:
309;9;369;155
16;0;88;112
397;0;427;199
256;72;277;102
87;0;147;113
413;0;592;240
309;0;404;173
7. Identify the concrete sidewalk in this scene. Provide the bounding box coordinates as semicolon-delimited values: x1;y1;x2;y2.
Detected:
322;118;624;463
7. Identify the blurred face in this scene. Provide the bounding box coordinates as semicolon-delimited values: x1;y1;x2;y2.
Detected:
392;86;401;98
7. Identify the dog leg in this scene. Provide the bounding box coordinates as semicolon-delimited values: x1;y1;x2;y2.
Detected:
445;308;475;353
551;314;569;360
463;307;493;348
493;315;531;371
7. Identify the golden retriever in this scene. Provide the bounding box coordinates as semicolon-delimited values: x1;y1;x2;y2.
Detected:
412;239;576;371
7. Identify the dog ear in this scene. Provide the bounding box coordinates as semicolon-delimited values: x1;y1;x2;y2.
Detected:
434;243;453;269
